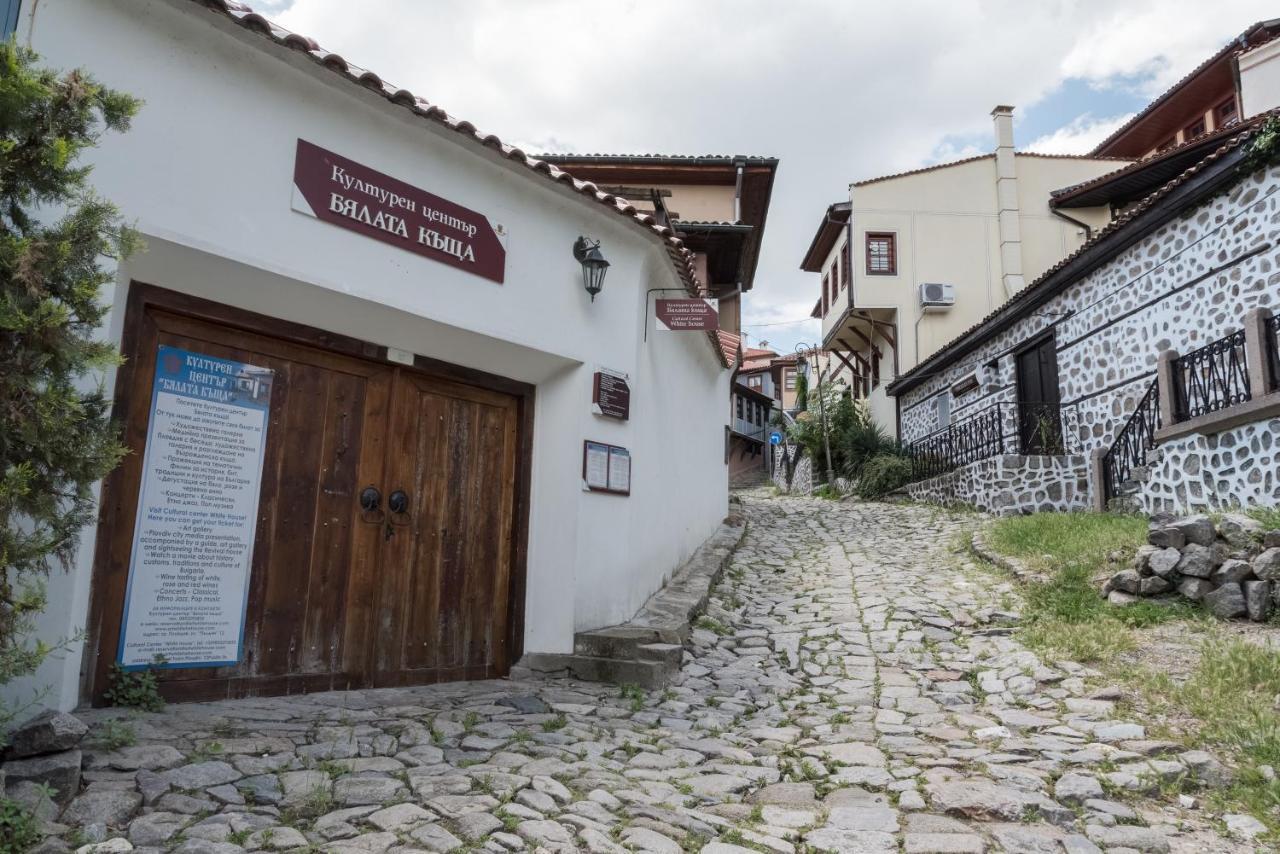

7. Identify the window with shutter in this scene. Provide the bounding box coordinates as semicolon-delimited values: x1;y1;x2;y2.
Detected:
866;233;896;275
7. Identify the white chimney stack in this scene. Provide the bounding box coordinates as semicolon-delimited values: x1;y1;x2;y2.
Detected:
992;105;1025;297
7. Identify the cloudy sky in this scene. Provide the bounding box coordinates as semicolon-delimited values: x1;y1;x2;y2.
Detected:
261;1;1272;354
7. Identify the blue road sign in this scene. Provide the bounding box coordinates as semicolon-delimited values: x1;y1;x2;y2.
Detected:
770;431;783;446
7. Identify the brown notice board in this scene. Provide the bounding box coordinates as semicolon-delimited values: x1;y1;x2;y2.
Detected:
591;370;630;420
582;440;631;495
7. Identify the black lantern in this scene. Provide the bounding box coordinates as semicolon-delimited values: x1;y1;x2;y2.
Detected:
573;236;610;301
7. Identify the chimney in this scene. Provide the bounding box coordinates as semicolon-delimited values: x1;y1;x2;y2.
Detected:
992;105;1025;297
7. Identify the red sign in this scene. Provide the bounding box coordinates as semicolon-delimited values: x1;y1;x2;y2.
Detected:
656;298;719;331
592;370;631;420
291;139;506;283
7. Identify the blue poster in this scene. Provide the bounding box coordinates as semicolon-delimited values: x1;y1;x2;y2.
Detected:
118;346;274;669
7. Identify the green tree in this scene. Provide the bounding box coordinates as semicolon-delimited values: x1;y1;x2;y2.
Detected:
0;42;140;709
793;371;808;411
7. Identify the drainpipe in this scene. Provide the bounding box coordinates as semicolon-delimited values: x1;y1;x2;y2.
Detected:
992;105;1026;298
733;158;745;223
1050;206;1093;242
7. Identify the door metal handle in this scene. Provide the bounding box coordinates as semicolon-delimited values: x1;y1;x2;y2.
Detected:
359;486;384;524
388;489;409;515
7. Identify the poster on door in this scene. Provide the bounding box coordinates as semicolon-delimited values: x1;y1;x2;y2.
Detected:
117;346;274;669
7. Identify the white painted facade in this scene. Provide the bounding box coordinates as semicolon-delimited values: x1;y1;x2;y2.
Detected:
11;0;730;710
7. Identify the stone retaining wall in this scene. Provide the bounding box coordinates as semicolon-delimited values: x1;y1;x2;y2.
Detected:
1124;417;1280;514
905;454;1090;515
771;445;813;494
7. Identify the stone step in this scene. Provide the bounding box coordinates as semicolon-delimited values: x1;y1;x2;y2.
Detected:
636;642;683;667
573;626;664;660
512;652;674;690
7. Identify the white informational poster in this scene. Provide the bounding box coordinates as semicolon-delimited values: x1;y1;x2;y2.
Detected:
118;346;274;669
607;447;631;494
584;441;610;491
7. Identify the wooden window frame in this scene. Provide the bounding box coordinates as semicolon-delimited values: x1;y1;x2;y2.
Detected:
1215;97;1239;128
1183;117;1206;140
840;240;850;290
821;273;829;316
865;232;897;276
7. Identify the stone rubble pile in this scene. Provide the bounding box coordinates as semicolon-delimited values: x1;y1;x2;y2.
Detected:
2;709;90;822
1102;512;1280;621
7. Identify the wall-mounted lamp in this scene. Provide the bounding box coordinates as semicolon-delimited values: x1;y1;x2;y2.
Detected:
573;236;610;302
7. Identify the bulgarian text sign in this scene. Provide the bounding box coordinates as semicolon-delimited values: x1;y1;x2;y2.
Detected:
583;440;632;495
118;346;274;669
656;298;719;331
291;139;507;283
591;368;631;420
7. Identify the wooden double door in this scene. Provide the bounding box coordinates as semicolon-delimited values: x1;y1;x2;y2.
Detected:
86;285;529;703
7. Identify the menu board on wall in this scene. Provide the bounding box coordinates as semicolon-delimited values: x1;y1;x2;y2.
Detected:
582;440;631;496
118;346;274;669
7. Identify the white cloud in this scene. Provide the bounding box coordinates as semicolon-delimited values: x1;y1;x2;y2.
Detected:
263;0;1272;356
1025;113;1137;154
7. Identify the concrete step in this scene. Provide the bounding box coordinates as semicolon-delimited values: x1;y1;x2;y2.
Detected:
513;652;674;690
573;626;664;660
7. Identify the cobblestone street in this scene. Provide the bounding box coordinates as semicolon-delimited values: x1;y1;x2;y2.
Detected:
62;493;1253;854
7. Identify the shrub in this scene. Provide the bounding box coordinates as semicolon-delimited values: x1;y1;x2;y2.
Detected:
0;42;140;720
855;454;913;499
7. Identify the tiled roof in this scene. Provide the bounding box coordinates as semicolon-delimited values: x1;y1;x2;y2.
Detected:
190;1;731;367
1051;117;1257;205
888;116;1271;395
851;151;1128;189
1089;19;1280;156
718;330;743;367
539;153;778;165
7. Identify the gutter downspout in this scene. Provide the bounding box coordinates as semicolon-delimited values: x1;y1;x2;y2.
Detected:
1051;206;1094;241
733;158;745;224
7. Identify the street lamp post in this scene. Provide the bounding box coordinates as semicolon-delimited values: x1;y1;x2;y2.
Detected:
796;343;836;487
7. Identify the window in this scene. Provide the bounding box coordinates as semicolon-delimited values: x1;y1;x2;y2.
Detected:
830;255;840;296
871;350;882;389
821;274;829;316
866;232;896;275
840;240;850;290
1156;136;1177;153
735;395;743;419
1;1;18;38
1183;117;1206;140
784;369;796;390
747;374;762;390
1216;97;1239;128
935;394;951;429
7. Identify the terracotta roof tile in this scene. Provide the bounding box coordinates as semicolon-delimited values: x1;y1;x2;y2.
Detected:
190;1;730;367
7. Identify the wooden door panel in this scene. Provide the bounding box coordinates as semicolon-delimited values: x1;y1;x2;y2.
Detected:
375;374;519;684
88;308;393;701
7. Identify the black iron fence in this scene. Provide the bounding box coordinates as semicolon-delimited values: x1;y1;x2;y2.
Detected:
1101;379;1161;503
1171;329;1251;421
1267;313;1280;392
904;401;1079;484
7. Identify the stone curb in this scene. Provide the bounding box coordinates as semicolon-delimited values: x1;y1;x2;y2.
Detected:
628;512;750;644
970;528;1052;584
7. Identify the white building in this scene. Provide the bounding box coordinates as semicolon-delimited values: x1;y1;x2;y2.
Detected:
11;0;732;709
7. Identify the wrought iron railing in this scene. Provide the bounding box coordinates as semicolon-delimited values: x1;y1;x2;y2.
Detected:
1101;380;1161;504
904;401;1079;483
1171;329;1251;421
1267;313;1280;393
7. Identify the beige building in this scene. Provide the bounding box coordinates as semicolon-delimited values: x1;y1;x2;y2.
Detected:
804;107;1127;435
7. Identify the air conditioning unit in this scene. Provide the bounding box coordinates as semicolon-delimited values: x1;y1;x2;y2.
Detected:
919;282;956;312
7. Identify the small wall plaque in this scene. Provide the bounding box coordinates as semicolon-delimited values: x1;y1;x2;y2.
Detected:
583;440;631;495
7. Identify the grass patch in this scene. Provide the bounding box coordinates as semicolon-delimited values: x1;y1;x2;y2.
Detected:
1245;506;1280;531
986;512;1191;663
1140;637;1280;838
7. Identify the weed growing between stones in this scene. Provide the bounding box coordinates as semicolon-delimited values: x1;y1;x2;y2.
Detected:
86;716;137;751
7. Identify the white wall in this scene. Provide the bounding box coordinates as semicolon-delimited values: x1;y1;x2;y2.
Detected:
14;0;728;710
1240;39;1280;117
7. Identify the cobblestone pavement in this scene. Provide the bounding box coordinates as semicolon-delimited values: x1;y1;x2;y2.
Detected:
60;493;1258;854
